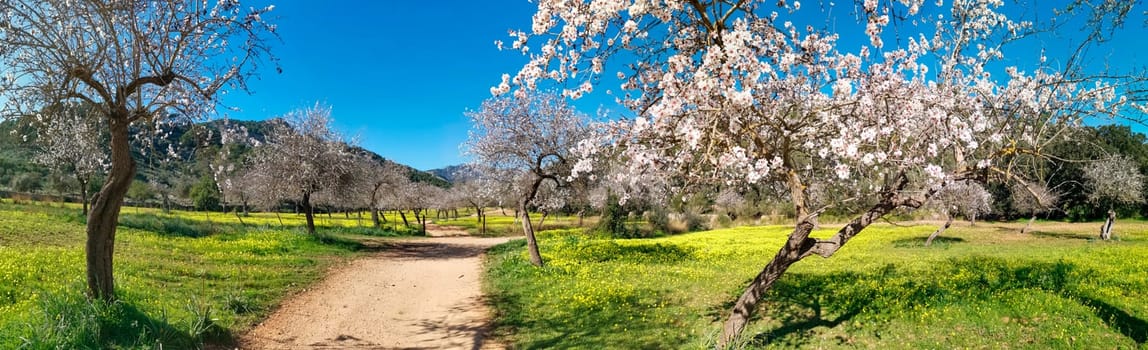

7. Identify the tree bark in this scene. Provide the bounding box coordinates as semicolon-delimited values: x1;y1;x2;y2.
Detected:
301;192;316;235
718;174;923;347
520;201;544;267
520;177;546;267
85;117;135;301
1100;209;1115;240
537;211;549;230
234;207;245;226
371;208;381;229
399;210;409;227
78;178;89;216
1021;215;1036;234
474;206;485;235
925;211;953;246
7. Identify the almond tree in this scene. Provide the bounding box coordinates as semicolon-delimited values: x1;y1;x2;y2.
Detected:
31;102;108;216
1083;154;1145;240
452;170;507;235
505;0;1146;344
1012;181;1059;235
213;121;259;224
364;159;410;229
0;0;276;300
249;104;356;235
924;180;992;246
465;91;588;266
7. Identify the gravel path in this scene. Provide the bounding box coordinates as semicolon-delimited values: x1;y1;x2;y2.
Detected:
239;231;513;349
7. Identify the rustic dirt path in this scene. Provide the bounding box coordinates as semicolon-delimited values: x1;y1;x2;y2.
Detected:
240;229;514;349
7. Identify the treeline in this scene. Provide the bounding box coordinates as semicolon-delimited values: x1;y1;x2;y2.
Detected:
987;124;1148;222
0;118;447;212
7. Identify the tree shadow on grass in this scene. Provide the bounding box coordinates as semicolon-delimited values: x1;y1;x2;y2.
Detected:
1029;230;1098;241
890;236;967;248
744;258;1147;346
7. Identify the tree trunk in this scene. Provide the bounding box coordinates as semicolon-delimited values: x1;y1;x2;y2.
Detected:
577;210;585;227
1021;215;1037;234
1100;209;1115;240
925;211;953;246
380;210;388;223
78;178;89;216
537;211;549;230
969;212;977;226
301;192;316;235
371;208;381;229
520;201;544;267
474;206;485;235
481;211;487;235
85;118;135;301
399;210;409;227
275;211;284;226
718;174;922;347
520;178;546;267
719;221;815;346
234;207;246;226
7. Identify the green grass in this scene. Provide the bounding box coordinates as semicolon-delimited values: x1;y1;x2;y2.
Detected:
0;199;380;349
484;220;1148;349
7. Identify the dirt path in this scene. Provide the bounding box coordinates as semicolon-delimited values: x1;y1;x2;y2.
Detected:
240;230;514;349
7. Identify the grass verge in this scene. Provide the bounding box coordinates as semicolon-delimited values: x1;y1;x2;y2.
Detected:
0;200;381;349
485;221;1148;349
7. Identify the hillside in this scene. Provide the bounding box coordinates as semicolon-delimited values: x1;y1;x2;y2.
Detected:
428;164;479;183
0;118;448;201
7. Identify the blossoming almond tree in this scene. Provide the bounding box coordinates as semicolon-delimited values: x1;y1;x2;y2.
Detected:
1083;154;1145;240
465;91;589;266
503;0;1146;345
30;102;108;216
0;0;276;301
248;104;357;236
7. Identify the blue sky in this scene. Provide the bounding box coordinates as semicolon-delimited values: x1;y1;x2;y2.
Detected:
224;1;542;171
220;1;1146;171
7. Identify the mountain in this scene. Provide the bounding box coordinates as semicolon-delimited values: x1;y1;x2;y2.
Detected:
428;164;480;183
0;118;448;199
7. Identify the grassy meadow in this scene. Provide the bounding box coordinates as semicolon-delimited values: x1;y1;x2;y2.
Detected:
0;199;412;349
484;220;1148;349
435;209;590;236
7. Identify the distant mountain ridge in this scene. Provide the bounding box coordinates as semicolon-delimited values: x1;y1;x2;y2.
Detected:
428;164;480;183
0;118;449;196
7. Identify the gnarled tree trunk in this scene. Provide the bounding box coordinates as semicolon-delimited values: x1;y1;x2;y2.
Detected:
85;117;135;301
719;174;924;347
520;177;546;267
925;210;953;246
519;200;544;267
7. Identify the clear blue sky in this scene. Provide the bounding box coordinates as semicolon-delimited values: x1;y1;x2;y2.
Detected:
221;1;1146;171
224;1;541;171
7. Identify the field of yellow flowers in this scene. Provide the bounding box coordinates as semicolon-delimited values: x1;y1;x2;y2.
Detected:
0;199;373;349
485;221;1148;349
